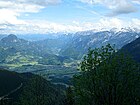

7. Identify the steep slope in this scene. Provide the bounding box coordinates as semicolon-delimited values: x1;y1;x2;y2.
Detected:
121;37;140;62
0;69;23;97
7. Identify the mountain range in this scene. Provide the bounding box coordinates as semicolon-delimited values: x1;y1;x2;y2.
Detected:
0;27;139;74
60;28;140;59
0;28;139;62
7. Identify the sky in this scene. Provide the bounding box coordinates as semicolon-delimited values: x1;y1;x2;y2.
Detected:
0;0;140;34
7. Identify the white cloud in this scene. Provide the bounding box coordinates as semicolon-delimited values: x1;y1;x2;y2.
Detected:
79;0;138;16
132;0;140;5
108;0;137;16
0;0;61;13
0;0;139;34
0;0;61;24
0;0;61;7
79;0;95;5
97;18;123;29
0;20;84;34
0;17;140;34
131;18;140;28
0;0;61;33
0;9;26;25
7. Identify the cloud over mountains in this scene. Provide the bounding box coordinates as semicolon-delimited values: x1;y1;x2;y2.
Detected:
79;0;138;16
0;0;139;34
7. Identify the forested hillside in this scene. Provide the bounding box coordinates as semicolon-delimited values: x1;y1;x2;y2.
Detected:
0;69;66;105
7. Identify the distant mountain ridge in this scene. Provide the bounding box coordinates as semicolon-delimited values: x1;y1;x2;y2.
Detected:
0;27;140;62
60;28;140;59
0;34;29;52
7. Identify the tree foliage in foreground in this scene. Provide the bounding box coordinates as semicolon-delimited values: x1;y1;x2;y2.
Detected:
72;44;140;105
